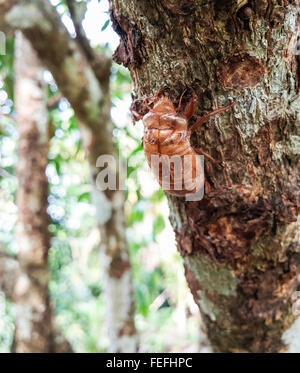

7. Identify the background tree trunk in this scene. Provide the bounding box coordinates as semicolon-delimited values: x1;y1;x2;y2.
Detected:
109;0;300;352
0;0;138;352
0;34;72;352
14;31;53;353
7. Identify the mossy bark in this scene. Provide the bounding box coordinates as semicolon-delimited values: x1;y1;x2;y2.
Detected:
109;0;300;352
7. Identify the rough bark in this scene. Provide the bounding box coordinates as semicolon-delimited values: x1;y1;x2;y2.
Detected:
14;32;53;353
0;0;138;352
109;0;300;352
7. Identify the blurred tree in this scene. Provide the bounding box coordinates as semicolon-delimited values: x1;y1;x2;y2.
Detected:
14;31;51;352
13;32;71;353
0;1;137;352
109;0;300;353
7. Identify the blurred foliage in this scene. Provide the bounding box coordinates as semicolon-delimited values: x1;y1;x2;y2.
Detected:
0;0;201;353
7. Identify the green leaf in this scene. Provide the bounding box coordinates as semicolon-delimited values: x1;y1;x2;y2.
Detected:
150;189;165;203
153;215;165;237
78;191;90;202
128;208;144;226
101;19;110;31
136;286;150;316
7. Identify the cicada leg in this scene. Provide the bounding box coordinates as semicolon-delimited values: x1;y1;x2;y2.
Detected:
130;108;144;123
190;100;236;132
176;89;188;112
183;89;199;120
194;148;218;164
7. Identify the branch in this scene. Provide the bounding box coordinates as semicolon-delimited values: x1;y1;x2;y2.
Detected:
65;0;93;60
0;0;18;34
65;0;112;85
0;0;111;135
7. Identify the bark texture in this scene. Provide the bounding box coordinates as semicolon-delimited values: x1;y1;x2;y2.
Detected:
0;252;19;301
109;0;300;352
14;32;53;352
0;0;138;352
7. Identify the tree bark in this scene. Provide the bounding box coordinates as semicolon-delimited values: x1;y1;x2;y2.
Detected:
14;31;53;353
0;0;138;352
109;0;300;352
0;252;19;301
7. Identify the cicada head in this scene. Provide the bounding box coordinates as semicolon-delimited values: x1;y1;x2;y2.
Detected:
152;96;175;114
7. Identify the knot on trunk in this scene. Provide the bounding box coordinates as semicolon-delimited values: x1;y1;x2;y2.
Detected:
217;52;265;90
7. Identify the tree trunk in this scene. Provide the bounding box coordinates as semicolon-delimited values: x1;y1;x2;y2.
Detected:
109;0;300;352
14;32;73;354
0;0;138;352
14;32;53;353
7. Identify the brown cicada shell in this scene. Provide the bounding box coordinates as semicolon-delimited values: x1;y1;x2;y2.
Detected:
132;90;235;197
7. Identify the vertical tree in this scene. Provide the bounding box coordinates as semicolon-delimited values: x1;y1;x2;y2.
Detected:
0;32;72;354
0;0;138;352
14;32;52;352
109;0;300;352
